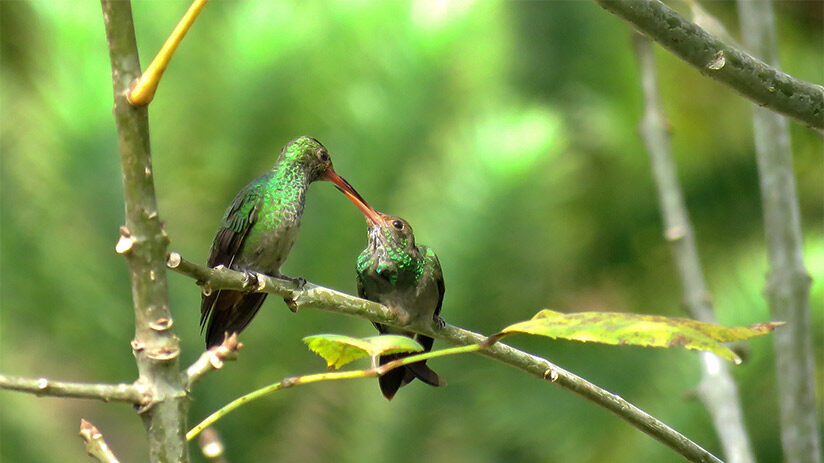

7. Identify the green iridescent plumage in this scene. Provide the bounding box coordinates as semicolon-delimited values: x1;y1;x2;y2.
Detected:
201;136;367;347
356;214;446;399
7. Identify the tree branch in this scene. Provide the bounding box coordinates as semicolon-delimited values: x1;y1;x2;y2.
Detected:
633;34;756;463
592;0;824;129
737;1;821;462
169;253;722;463
79;420;121;463
184;334;243;390
100;1;189;461
0;374;148;404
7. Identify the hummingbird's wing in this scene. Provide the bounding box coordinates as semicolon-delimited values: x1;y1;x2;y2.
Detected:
399;246;446;389
201;182;265;346
416;246;445;353
206;184;263;268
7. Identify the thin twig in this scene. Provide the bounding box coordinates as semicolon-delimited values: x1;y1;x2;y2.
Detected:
0;374;148;404
100;1;189;461
170;254;721;463
633;33;755;463
79;420;121;463
592;0;824;129
187;343;481;441
184;333;243;390
737;1;821;462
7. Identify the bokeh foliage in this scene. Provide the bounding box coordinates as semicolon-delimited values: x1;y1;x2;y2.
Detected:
1;1;821;462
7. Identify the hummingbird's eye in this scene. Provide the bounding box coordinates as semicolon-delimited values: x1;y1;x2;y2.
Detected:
317;149;330;162
391;220;404;230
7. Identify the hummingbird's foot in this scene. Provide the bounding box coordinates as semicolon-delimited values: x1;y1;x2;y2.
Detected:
432;315;446;329
240;270;259;290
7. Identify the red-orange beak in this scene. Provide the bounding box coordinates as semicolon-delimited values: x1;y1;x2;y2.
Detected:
325;167;381;224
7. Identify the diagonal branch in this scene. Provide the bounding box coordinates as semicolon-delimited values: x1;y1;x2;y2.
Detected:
79;420;121;463
633;33;755;463
592;0;824;129
168;253;722;463
184;333;243;390
0;374;148;404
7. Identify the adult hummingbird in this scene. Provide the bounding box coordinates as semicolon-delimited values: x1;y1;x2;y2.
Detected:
354;209;446;400
201;136;371;347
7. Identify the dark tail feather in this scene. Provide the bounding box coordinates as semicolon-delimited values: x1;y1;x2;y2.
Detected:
377;352;445;400
405;361;445;387
202;290;267;347
378;358;409;400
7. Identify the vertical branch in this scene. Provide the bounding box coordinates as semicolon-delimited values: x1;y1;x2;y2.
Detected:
737;1;821;463
633;35;756;463
100;2;189;462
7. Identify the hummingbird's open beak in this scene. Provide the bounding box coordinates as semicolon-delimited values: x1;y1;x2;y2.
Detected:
325;167;382;224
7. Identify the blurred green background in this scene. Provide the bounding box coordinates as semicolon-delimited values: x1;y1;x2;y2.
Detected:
1;1;821;462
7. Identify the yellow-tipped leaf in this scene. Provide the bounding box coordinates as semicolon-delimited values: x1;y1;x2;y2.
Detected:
492;310;782;364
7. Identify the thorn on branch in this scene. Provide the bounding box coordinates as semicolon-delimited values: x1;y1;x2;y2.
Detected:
198;428;227;462
149;318;174;332
284;296;299;313
115;226;135;255
281;377;297;388
166;252;182;269
544;367;560;383
79;419;120;463
706;50;726;70
130;339;145;353
664;226;686;242
144;345;181;362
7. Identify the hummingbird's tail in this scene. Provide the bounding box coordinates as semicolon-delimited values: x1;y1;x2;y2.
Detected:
377;351;445;400
201;290;267;347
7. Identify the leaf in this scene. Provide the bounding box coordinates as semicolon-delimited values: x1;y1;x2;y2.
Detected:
492;310;783;364
302;334;424;370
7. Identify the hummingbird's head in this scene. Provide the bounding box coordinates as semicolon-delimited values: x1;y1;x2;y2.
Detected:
281;136;378;220
366;214;418;257
280;135;334;182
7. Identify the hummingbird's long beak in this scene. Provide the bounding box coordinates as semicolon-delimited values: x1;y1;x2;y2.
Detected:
325;167;382;224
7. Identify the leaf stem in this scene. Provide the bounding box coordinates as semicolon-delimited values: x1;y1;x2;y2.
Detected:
186;343;481;441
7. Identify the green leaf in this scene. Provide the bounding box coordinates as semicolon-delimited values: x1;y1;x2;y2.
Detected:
302;334;424;370
493;310;783;364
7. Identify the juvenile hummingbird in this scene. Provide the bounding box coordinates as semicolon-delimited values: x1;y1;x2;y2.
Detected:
354;209;446;400
201;136;371;347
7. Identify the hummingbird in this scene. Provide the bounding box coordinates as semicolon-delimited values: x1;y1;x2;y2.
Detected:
354;209;446;400
201;136;371;347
